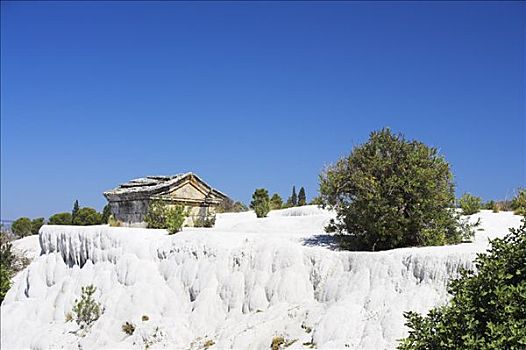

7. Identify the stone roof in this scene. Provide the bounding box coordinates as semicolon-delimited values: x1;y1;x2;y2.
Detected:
103;172;228;201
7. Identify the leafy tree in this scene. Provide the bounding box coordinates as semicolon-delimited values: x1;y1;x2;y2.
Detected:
72;207;102;226
101;204;112;224
398;218;526;350
31;218;45;235
72;200;80;224
458;193;482;215
48;212;72;225
72;285;102;330
11;217;32;237
320;128;469;251
269;193;283;210
511;188;526;216
298;187;307;206
165;205;186;234
250;188;270;218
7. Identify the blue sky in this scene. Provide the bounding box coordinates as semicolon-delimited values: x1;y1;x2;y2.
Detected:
1;1;524;220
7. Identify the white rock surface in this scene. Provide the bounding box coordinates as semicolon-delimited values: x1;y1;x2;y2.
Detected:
1;207;521;350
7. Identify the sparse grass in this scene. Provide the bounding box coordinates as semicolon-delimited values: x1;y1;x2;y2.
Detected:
142;315;149;321
203;339;215;349
65;312;73;322
271;336;285;350
108;215;121;227
122;321;135;335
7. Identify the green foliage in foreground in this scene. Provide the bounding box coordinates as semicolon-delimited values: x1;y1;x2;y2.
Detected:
512;188;526;216
0;231;14;303
250;188;270;218
398;218;526;350
458;193;482;215
320;128;469;251
73;285;102;330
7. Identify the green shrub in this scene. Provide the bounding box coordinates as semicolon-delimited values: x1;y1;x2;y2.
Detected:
73;207;103;225
144;200;168;229
398;218;526;350
320;128;468;251
122;321;135;335
48;212;72;225
193;215;216;228
511;188;526;216
458;193;482;215
11;217;32;237
31;218;45;235
165;205;186;234
250;189;270;218
269;193;283;210
0;264;10;304
72;285;102;330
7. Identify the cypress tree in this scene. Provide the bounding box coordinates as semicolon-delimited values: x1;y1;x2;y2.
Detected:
101;204;112;224
291;186;298;206
72;200;80;225
298;187;306;206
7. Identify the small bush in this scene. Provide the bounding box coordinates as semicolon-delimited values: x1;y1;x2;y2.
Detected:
144;200;168;229
269;193;283;210
194;215;216;228
101;204;112;224
166;205;186;234
142;315;149;321
122;321;135;335
203;339;215;349
458;193;482;215
108;214;121;227
250;188;270;218
511;188;526;216
271;336;285;350
72;285;102;330
398;218;526;350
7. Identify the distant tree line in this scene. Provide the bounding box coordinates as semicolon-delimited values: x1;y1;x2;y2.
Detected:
10;200;112;238
250;185;309;218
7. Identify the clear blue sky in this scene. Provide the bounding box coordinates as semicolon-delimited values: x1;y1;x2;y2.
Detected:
1;1;525;220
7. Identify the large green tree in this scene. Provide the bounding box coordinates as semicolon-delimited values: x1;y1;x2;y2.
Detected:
72;207;102;226
11;217;32;237
398;218;526;350
320;128;469;251
48;212;72;225
31;218;45;235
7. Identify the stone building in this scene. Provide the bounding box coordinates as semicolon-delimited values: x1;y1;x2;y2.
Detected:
103;172;228;227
